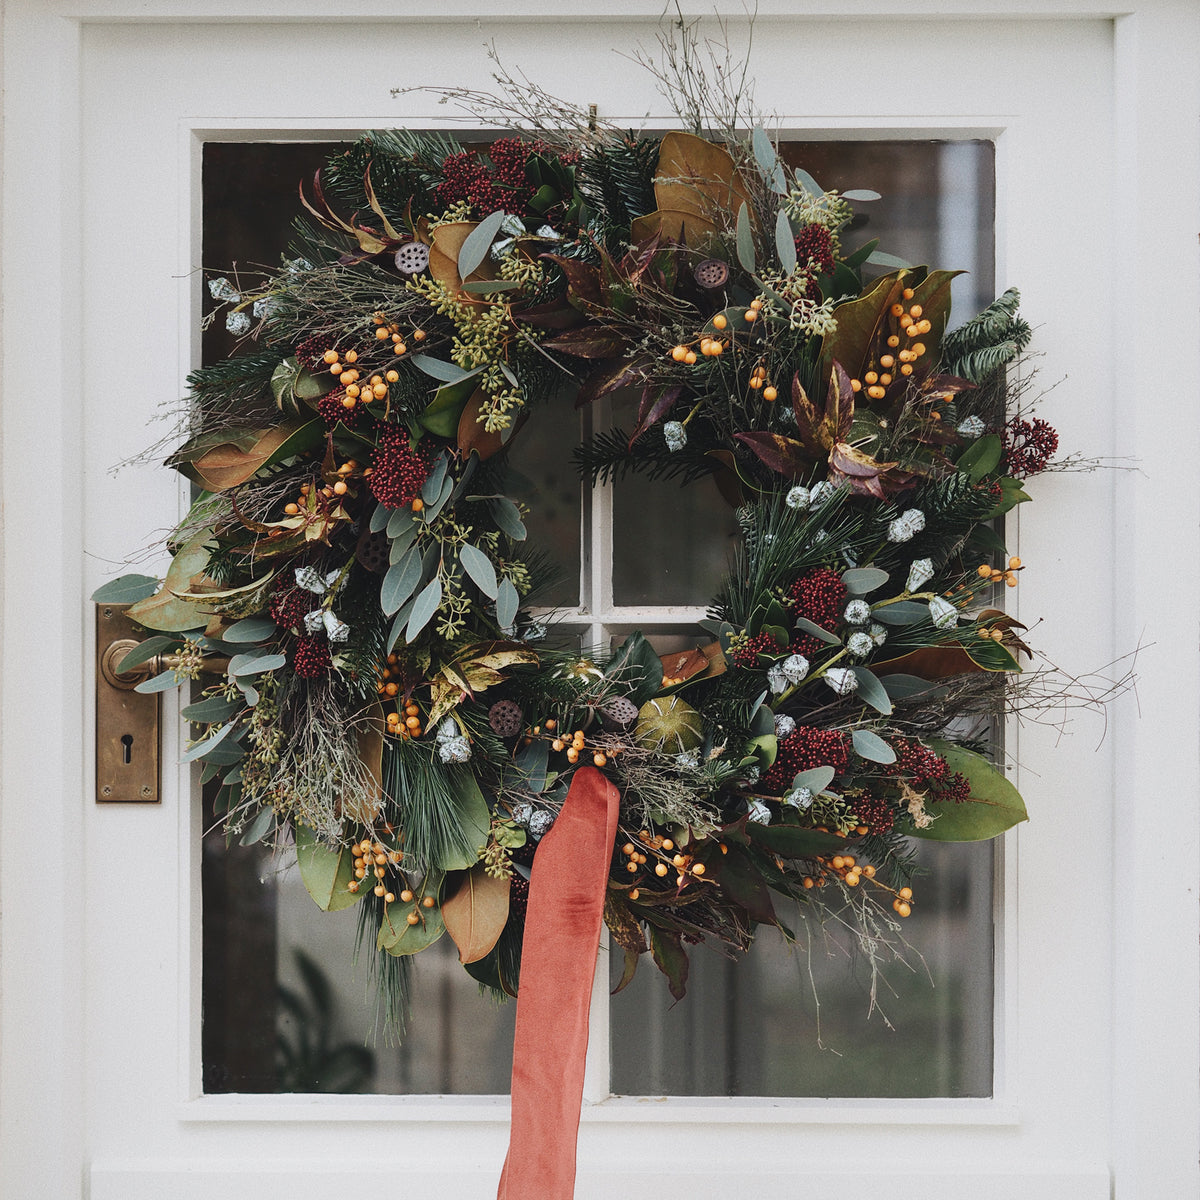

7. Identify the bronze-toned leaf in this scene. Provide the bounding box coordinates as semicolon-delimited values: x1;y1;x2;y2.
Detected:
541;252;604;309
575;356;649;409
541;326;629;359
457;389;522;461
653;131;755;221
629;208;720;248
126;532;219;633
441;863;511;963
734;431;813;479
427;221;500;297
604;891;648;956
630;384;683;446
346;705;386;823
827;441;910;499
172;420;323;492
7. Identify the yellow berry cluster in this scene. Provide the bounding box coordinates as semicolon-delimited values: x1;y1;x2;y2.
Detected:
850;288;932;403
667;299;765;366
801;852;913;916
346;836;404;898
385;700;424;740
282;466;358;516
371;310;427;355
545;720;612;768
747;364;778;401
620;828;710;893
977;555;1023;589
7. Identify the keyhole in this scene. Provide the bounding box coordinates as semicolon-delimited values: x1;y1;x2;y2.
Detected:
120;734;133;765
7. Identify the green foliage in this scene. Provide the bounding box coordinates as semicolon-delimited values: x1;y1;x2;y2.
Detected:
575;133;659;248
941;288;1031;383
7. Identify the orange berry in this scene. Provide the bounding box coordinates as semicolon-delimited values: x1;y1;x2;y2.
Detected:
712;313;728;330
411;498;424;512
763;386;777;402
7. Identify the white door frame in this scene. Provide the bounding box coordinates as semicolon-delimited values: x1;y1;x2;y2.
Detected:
2;3;1197;1198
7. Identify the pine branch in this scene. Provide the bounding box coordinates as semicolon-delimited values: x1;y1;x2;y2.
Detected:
942;288;1032;382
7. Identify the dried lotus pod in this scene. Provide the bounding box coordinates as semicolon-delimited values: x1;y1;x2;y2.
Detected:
355;526;389;574
488;699;524;738
694;258;730;289
394;241;431;274
635;695;704;753
599;696;638;730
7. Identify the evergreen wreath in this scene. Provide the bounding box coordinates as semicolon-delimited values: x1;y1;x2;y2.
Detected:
96;77;1056;1029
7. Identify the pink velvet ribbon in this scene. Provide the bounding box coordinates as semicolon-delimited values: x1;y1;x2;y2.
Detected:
497;765;620;1200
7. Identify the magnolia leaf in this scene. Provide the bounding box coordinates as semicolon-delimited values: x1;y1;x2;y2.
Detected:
405;577;443;643
456;390;512;461
441;864;511;964
842;567;889;596
428;221;499;295
541;326;629;359
850;666;893;715
909;741;1029;842
170;420;323;491
957;433;1004;482
495;576;520;629
458;543;499;599
879;673;940;699
775;208;797;273
126;532;219;633
745;823;844;859
420;375;479;438
92;574;160;604
378;892;447;956
457;209;508;280
654;130;754;217
295;824;364;912
735;202;756;272
711;843;776;925
852;728;897;764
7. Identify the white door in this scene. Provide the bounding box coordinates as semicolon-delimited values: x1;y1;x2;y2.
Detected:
3;4;1197;1199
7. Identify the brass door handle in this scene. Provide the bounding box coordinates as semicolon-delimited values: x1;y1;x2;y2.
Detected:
99;637;230;690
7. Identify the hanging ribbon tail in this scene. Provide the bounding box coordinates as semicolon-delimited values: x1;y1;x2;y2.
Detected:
497;765;620;1200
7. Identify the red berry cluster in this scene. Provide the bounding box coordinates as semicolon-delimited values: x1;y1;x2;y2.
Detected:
269;584;310;632
883;739;971;804
853;791;896;834
294;334;334;372
436;138;542;215
786;567;846;630
762;726;850;793
731;630;783;667
317;386;363;427
794;224;836;275
1003;416;1058;477
293;634;331;679
368;424;430;509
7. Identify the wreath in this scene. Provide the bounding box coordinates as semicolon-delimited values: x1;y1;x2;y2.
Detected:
96;97;1054;1035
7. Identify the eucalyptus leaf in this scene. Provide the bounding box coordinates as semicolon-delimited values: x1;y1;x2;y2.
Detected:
180;720;236;763
223;616;277;644
735;202;756;273
236;680;260;707
514;738;550;793
389;520;420;563
871;601;930;626
842;566;890;596
459;543;499;599
421;451;450;505
91;574;161;604
239;804;276;846
457;209;508;280
751;126;777;175
181;694;242;723
227;652;287;677
851;728;897;764
422;473;456;523
866;249;913;270
370;504;392;534
116;635;179;673
388;595;418;653
491;497;527;541
793;616;842;645
409;354;474;383
842;188;882;201
850;666;893;715
495;577;520;629
133;669;179;695
381;547;424;615
880;673;939;700
794;166;823;198
460;279;523;294
405;577;443;643
775;209;797;273
792;766;836;793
